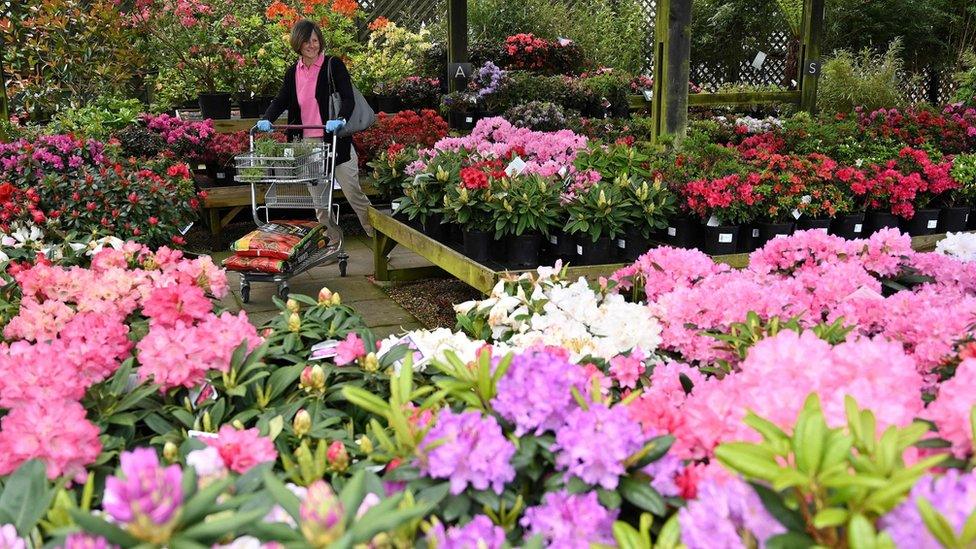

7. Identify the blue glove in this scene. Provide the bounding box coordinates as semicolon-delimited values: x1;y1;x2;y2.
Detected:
325;119;346;133
256;120;273;132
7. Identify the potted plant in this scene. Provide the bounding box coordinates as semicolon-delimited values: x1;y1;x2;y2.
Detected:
227;12;289;118
617;174;676;261
681;173;760;255
441;170;497;264
564;180;633;265
398;153;456;239
350;21;432;113
745;170;798;251
889;147;958;236
368;143;415;203
390;77;442;111
829;164;871;239
947;153;976;231
490;174;562;267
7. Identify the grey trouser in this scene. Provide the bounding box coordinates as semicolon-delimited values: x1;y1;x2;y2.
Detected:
309;147;374;241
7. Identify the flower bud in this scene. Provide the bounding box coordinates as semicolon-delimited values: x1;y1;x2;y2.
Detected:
317;287;333;305
327;441;349;473
361;352;379;373
286;298;300;313
300;481;346;547
300;365;327;394
232;419;244;430
288;312;301;333
163;441;179;463
356;435;373;454
293;409;312;437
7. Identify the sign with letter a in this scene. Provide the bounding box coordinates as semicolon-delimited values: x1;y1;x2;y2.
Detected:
448;63;472;80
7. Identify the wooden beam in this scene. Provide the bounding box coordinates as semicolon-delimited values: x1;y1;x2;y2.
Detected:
650;0;670;141
663;0;693;139
688;91;802;106
0;30;8;128
798;0;825;113
446;0;468;94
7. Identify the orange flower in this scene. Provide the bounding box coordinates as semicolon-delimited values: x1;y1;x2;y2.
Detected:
265;0;294;18
367;16;389;31
331;0;357;18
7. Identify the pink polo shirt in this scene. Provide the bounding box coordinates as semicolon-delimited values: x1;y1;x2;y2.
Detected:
295;55;325;138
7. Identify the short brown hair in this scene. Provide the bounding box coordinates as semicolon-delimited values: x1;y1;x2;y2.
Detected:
289;19;325;56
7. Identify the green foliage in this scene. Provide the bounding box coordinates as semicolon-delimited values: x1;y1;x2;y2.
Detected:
565;181;634;242
1;0;146;120
47;98;144;141
398;162;453;226
0;460;60;538
463;0;572;44
623;177;679;239
351;22;434;95
563;0;648;74
819;40;907;115
441;181;496;233
716;394;946;548
915;495;976;549
954;51;976;106
490;175;564;238
950;153;976;205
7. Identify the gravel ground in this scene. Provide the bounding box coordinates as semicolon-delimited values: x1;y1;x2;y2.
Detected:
381;277;482;329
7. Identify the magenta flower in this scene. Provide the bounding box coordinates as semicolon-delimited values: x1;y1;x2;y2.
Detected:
60;533;116;549
0;524;26;549
881;470;976;548
418;409;515;495
334;333;366;366
520;490;616;549
425;515;506;549
492;348;586;436
552;402;646;489
204;425;278;474
102;448;183;540
299;481;345;546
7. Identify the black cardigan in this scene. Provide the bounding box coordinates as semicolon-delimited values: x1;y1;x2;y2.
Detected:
262;56;356;166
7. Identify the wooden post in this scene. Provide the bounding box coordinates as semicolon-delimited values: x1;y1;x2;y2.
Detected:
0;32;8;126
446;0;468;94
798;0;825;114
651;0;693;142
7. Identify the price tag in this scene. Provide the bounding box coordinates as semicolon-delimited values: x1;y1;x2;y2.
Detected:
216;171;226;180
391;200;401;212
505;156;527;177
310;339;341;360
774;233;789;239
642;89;653;102
927;219;938;229
706;214;720;227
853;224;863;234
752;228;760;238
549;235;558;245
617;239;626;249
576;245;583;255
187;430;219;439
667;227;677;237
818;228;828;233
465;116;473;123
718;233;733;243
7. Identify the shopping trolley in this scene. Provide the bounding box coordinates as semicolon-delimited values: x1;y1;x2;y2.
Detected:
233;124;348;303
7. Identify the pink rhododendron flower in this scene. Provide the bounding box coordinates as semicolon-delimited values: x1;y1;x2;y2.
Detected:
334;333;366;366
142;283;213;327
204;425;278;474
0;400;101;482
924;359;976;458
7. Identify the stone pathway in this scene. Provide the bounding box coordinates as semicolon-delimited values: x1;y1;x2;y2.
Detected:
215;233;433;338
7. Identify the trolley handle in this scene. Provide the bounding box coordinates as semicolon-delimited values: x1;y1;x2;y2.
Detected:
250;123;332;135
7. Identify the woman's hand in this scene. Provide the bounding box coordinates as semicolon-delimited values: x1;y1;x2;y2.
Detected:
325;119;346;133
256;120;273;132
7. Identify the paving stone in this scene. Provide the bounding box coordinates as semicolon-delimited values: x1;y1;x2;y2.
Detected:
355;298;422;328
370;323;424;339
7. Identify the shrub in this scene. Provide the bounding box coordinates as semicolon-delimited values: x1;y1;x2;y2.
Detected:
564;0;648;74
351;21;433;95
953;50;976;107
353;110;449;169
504;101;570;132
819;39;906;114
46;98;144;141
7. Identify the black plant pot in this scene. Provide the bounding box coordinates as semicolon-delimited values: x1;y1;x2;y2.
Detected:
239;97;263;119
207;164;237;186
377;95;402;114
198;92;232;119
553;230;577;262
463;229;491;264
446;223;463;245
257;95;274;116
663;217;699;249
618;226;652;262
756;221;795;248
738;223;760;253
422;213;446;241
938;206;971;233
577;236;613;265
364;94;380;112
829;213;866;240
700;225;740;255
507;232;542;267
864;211;900;235
898;208;941;236
795;217;832;232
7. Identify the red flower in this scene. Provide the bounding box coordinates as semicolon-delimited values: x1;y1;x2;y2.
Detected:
460;167;489;190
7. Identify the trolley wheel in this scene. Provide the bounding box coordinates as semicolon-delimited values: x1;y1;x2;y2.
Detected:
278;283;290;301
241;284;251;304
339;259;348;277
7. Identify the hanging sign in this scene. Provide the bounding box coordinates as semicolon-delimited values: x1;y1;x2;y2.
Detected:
448;63;473;80
806;59;822;77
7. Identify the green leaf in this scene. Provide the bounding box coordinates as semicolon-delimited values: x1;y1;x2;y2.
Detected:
653;514;682;549
0;459;56;537
715;443;782;481
847;513;879;549
68;509;140;547
765;532;817;549
341;387;390;418
813;507;849;529
749;483;805;533
611;521;645;549
180;477;233;526
917;496;960;548
339;470;368;526
181;507;270;543
598;488;622;510
348;497;431;543
618;477;666;516
261;470;301;524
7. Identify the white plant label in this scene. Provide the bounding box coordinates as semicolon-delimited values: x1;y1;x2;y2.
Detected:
642;89;653;102
187;430;219;439
854;224;863;233
718;233;733;243
465;116;473;123
505;156;528;177
216;172;226;179
617;239;626;249
706;215;720;227
549;235;558;245
792;209;802;220
391;200;401;212
310;339;341;360
752;228;760;238
752;51;767;69
576;245;583;255
927;219;938;229
667;227;677;237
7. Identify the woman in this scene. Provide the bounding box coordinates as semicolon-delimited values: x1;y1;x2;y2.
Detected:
258;19;374;238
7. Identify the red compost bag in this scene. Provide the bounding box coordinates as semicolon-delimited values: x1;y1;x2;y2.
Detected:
222;255;289;273
230;220;328;260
